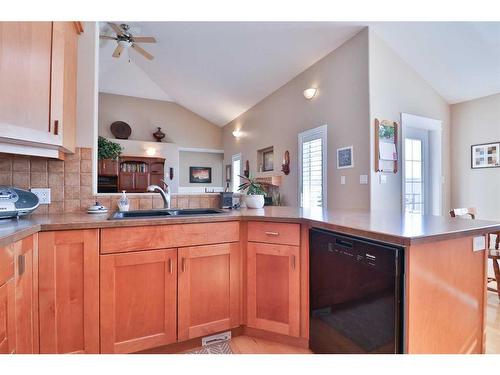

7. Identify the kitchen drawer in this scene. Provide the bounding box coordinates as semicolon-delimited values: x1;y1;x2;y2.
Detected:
100;221;240;254
247;221;300;246
0;245;14;286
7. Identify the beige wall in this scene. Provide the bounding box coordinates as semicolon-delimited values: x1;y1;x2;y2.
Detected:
222;29;371;209
451;93;500;221
98;93;222;149
179;151;224;188
368;31;451;213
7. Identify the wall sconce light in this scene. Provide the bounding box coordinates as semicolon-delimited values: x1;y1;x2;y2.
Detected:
232;129;242;138
146;147;156;156
303;87;318;100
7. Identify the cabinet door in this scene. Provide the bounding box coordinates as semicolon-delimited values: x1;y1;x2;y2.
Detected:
119;172;135;192
100;249;177;353
14;235;38;354
0;279;15;354
0;22;52;134
99;159;119;176
178;243;240;341
134;172;150;192
38;230;99;354
247;242;300;337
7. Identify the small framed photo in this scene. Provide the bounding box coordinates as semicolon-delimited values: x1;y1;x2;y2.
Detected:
337;146;354;169
189;167;212;183
262;149;274;172
471;142;500;169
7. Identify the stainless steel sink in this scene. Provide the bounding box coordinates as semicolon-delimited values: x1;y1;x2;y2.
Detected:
109;208;226;220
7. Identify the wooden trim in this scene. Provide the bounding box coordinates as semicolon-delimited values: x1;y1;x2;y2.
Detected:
299;223;310;339
73;22;84;34
32;234;39;354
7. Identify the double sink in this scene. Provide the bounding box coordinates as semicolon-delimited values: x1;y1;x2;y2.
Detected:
110;208;226;220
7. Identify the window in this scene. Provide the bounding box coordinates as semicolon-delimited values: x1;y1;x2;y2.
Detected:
231;153;241;193
298;125;327;208
404;138;424;213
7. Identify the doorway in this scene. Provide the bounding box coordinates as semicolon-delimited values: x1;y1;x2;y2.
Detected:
401;113;443;215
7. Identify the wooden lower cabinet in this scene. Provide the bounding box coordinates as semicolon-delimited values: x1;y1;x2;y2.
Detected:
13;235;38;354
0;279;15;354
100;249;177;353
178;243;241;341
38;230;99;354
247;242;300;337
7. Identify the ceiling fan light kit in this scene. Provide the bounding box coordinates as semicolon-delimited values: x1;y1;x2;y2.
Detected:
100;22;156;61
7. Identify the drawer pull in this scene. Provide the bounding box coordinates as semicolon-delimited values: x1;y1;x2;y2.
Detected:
265;231;280;236
168;258;173;274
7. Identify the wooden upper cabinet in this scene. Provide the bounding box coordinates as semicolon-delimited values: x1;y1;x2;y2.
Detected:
247;242;300;337
38;230;99;354
0;21;81;157
100;249;177;353
0;22;52;134
98;159;119;176
13;235;38;354
178;243;241;341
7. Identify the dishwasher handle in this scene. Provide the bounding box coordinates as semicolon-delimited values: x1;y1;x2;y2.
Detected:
335;238;353;248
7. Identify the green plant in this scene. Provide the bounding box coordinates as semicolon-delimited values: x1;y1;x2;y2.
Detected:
98;136;123;160
237;175;266;195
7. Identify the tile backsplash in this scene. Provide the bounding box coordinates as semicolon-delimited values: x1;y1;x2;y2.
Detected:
0;147;220;214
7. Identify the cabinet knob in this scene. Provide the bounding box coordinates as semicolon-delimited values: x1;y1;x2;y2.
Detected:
54;120;59;135
265;231;279;236
168;258;173;274
181;257;186;272
18;254;25;276
291;255;296;271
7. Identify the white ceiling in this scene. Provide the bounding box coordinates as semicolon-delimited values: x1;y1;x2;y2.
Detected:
99;22;500;126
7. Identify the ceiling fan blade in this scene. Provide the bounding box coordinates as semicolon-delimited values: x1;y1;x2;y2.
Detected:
100;35;117;40
108;22;124;36
131;36;156;43
112;44;124;58
131;43;154;60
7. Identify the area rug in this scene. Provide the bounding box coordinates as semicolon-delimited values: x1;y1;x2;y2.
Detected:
185;341;233;354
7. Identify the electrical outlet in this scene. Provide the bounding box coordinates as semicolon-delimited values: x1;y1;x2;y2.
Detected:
359;175;368;185
30;188;51;204
340;176;346;185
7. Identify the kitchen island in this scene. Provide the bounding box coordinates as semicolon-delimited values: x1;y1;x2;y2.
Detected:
0;207;499;354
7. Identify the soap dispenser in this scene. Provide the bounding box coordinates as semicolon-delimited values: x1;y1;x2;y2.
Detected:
118;191;130;212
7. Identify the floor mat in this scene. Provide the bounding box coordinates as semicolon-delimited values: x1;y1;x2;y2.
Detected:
185;341;233;354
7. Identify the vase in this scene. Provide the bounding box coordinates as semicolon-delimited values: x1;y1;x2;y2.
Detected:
153;127;166;142
245;194;265;209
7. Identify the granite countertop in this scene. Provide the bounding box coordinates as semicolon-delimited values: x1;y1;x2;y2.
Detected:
1;206;499;248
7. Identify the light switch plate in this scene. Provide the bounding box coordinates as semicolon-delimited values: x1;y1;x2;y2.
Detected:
30;188;51;204
473;236;486;252
359;175;368;185
340;176;346;185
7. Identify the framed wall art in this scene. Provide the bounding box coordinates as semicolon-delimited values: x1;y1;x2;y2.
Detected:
471;142;500;169
337;146;354;169
189;166;212;183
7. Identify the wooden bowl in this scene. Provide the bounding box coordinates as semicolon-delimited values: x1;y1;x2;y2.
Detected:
110;121;132;139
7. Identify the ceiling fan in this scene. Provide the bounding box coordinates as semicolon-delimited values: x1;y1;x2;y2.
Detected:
100;22;156;61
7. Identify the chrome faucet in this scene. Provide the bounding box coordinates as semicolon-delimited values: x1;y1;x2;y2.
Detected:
147;180;171;209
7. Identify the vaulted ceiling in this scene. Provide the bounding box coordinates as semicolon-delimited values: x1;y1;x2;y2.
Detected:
99;22;500;126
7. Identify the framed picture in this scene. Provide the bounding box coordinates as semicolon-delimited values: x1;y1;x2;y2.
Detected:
225;164;231;182
189;167;212;183
471;142;500;169
337;146;354;169
263;149;274;172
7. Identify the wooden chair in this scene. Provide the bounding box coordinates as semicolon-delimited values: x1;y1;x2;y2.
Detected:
450;207;500;300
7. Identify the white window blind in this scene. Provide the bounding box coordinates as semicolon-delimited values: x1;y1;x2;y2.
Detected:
299;125;327;208
231;154;241;193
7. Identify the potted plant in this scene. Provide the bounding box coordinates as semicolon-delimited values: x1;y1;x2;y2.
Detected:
237;175;267;209
98;136;123;160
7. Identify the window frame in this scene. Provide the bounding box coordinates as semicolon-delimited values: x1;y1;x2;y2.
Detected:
298;124;328;209
231;153;242;193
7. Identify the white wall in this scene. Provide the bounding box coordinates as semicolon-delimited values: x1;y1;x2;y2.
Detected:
369;30;451;214
451;93;500;221
222;29;371;209
179;151;224;190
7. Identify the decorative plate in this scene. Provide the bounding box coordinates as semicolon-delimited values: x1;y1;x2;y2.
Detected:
110;121;132;139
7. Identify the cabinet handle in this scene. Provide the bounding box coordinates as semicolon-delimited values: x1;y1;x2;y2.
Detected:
168;258;173;274
18;254;25;276
181;257;186;272
265;231;279;236
291;255;295;271
54;120;59;135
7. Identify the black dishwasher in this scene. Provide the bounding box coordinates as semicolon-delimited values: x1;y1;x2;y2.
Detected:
309;228;404;354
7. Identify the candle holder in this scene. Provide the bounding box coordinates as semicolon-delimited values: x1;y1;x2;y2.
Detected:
281;150;290;175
